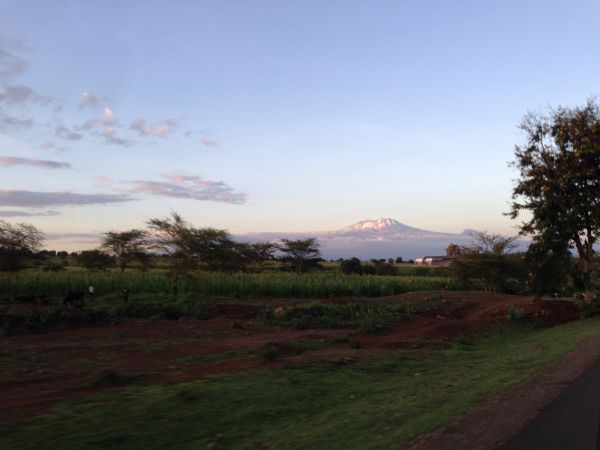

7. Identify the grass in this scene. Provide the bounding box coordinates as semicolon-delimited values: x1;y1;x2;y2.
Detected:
3;318;600;449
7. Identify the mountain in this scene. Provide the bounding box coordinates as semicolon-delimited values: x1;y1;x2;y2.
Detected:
238;218;485;260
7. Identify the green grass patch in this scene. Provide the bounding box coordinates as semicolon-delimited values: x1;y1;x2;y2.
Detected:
3;319;600;449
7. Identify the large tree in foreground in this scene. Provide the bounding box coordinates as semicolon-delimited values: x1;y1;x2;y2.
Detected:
0;220;43;271
509;99;600;289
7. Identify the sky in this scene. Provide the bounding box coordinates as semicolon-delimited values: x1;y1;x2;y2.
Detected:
0;0;599;250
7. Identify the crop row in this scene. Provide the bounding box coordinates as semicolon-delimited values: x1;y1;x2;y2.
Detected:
0;271;454;299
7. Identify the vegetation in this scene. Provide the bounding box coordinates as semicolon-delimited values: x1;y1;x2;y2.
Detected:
4;319;600;449
101;229;150;272
0;270;452;299
277;238;322;272
510;99;600;289
0;220;43;271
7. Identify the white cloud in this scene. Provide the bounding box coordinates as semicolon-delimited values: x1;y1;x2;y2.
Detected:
130;117;181;138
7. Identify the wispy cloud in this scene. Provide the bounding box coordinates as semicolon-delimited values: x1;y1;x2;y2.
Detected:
0;114;33;130
126;172;246;204
0;190;134;207
55;124;83;141
0;84;53;106
101;126;132;146
45;232;102;243
201;137;222;149
130;117;181;138
0;209;60;217
39;142;66;152
0;156;72;169
79;91;109;110
0;34;28;82
79;107;132;146
81;107;118;130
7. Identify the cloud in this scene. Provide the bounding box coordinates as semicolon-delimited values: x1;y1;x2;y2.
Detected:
0;209;60;217
0;114;33;130
0;41;28;82
81;107;118;130
201;137;222;149
102;126;132;146
184;130;193;138
39;142;66;152
45;232;101;243
55;124;83;141
0;190;134;207
130;117;181;138
0;84;53;106
79;91;109;110
0;156;72;169
126;172;246;204
79;108;131;146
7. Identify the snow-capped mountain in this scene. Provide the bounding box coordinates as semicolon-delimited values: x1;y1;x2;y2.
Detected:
238;218;483;260
332;218;454;239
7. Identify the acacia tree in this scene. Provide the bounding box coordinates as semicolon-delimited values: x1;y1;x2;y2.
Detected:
0;220;43;271
147;212;235;296
100;229;149;272
509;99;600;289
467;230;518;255
277;238;321;273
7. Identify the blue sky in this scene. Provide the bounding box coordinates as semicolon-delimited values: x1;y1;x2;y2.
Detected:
0;0;598;249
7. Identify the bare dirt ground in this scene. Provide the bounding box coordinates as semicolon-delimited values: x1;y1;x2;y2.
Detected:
0;291;580;430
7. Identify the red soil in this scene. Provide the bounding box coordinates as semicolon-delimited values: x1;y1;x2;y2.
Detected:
0;291;578;426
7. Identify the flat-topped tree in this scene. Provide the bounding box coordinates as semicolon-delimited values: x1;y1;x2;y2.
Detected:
101;229;149;272
510;99;600;289
147;212;234;296
277;238;321;273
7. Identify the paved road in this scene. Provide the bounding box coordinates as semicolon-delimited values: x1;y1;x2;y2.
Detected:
501;358;600;450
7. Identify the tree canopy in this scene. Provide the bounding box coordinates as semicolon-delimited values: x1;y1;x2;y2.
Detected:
277;238;322;272
0;220;43;271
101;229;149;272
509;99;600;287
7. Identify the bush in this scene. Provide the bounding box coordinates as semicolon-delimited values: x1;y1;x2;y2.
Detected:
450;254;526;293
340;258;363;275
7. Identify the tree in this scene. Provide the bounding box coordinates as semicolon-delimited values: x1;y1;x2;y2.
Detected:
101;229;149;272
467;230;517;255
450;253;526;293
77;250;115;271
509;99;600;289
277;238;321;273
0;220;43;271
147;212;238;295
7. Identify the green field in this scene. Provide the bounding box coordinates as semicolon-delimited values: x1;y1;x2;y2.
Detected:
2;319;600;449
0;270;453;299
